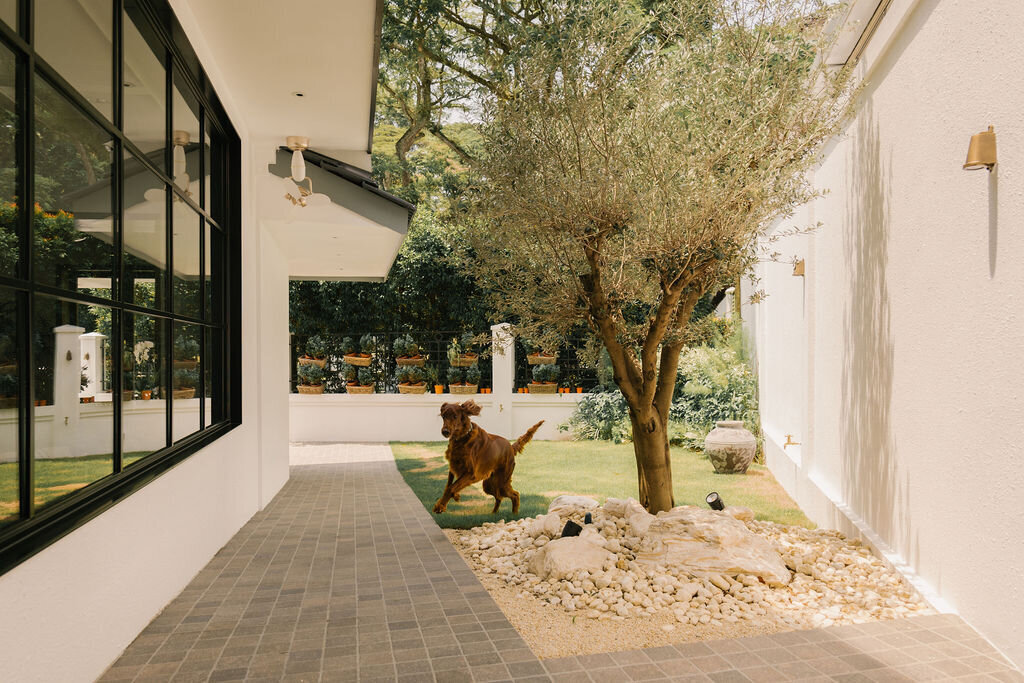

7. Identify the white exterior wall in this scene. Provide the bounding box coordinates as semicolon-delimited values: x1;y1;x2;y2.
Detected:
754;0;1024;668
290;393;581;443
0;4;293;680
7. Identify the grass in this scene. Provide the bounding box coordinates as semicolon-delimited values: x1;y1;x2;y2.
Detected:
0;451;152;524
392;440;813;529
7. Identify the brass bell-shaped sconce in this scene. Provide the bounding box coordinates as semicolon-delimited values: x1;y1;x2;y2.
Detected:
963;126;997;171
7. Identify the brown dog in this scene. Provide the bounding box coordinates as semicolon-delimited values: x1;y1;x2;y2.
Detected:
433;400;543;515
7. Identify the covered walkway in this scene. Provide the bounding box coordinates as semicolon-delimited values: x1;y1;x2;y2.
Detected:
100;444;1022;682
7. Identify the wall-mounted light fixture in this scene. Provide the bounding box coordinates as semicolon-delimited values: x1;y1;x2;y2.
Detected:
963;126;997;171
792;259;805;277
282;136;330;208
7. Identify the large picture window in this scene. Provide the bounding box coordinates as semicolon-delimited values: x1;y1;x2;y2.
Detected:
0;0;239;573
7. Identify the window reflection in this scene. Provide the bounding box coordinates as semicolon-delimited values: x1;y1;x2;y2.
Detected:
0;43;18;278
124;153;166;309
33;295;113;513
35;0;113;121
171;323;200;441
123;313;166;466
123;9;166;157
172;200;200;318
1;2;16;31
171;74;199;201
34;74;115;296
0;288;18;527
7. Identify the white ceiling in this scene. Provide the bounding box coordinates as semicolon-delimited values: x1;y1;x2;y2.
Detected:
177;0;378;157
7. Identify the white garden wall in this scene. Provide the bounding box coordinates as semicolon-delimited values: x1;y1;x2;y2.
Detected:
753;0;1024;668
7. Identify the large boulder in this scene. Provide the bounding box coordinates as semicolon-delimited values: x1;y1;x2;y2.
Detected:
633;506;791;586
603;497;656;535
528;528;615;580
548;495;599;513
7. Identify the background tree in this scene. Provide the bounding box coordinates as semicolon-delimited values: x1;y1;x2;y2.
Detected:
466;0;854;512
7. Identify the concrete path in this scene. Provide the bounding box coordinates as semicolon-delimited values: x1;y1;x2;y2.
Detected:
99;443;1022;682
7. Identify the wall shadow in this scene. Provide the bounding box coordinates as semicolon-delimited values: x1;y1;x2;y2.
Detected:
839;106;911;559
988;167;999;277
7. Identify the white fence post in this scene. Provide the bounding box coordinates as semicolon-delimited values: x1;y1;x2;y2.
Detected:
80;331;106;397
490;322;514;437
53;324;85;458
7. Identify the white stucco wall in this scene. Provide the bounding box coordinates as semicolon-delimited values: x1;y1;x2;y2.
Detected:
0;4;294;680
754;0;1024;668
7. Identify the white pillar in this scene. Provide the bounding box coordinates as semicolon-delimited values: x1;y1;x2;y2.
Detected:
490;323;515;437
79;332;106;397
53;325;85;458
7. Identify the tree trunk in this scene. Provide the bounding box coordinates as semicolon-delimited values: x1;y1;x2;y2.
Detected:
627;409;675;513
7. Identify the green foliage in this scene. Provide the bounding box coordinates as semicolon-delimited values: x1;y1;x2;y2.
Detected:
464;366;481;386
305;334;328;359
446;366;464;385
357;367;375;387
393;334;420;357
174;336;199;360
0;372;17;396
558;392;632;443
531;363;559;383
173;368;199;389
340;363;358;383
297;363;325;386
340;337;357;355
359;333;378;354
399;366;425;385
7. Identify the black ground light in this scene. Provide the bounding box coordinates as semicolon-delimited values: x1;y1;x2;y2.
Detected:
706;492;725;511
561;520;583;537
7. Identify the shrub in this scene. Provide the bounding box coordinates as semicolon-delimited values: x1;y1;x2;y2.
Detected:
405;366;425;384
339;363;358;383
669;345;757;429
359;333;378;354
393;334;420;357
532;363;559;383
464;366;481;385
0;372;18;396
305;334;328;359
447;366;464;384
396;366;411;384
340;337;356;355
559;392;631;443
174;367;199;389
357;367;374;386
297;363;324;386
174;337;199;360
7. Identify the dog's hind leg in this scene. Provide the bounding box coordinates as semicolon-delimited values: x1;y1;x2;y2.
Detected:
501;484;520;514
483;478;502;514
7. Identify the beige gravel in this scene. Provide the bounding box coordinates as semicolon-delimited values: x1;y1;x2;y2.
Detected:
445;529;795;659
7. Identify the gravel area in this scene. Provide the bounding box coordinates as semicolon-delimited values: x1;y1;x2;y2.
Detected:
443;500;933;659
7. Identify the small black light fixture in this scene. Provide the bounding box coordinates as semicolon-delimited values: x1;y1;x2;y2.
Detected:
706;492;725;511
561;520;582;537
584;512;593;525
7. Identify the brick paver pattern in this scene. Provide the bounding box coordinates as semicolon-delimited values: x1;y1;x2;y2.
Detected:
100;444;1023;682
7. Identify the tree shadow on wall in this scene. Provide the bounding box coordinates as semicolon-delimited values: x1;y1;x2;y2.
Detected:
840;107;913;563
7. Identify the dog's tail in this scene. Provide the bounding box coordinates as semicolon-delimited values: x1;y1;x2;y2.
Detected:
511;420;544;455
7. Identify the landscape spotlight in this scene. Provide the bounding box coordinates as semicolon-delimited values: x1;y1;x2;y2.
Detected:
706;492;725;511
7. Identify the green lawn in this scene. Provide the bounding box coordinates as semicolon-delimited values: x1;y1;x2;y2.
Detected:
392;440;813;529
0;451;152;523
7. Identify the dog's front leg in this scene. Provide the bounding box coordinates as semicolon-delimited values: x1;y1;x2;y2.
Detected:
434;473;475;514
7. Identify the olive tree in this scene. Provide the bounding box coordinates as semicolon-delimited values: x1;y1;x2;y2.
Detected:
467;0;854;512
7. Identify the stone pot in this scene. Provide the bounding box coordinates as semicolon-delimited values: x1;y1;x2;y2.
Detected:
704;420;756;474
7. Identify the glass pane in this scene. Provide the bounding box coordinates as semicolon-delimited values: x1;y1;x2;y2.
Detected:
0;43;18;278
202;326;217;428
1;2;15;32
172;199;199;318
33;295;114;513
0;288;19;527
201;122;210;210
171;74;198;199
207;124;223;222
123;8;165;157
34;74;115;296
203;223;218;321
123;312;166;466
124;153;166;309
35;0;113;121
171;322;199;441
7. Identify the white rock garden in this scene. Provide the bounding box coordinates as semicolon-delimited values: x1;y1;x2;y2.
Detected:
449;496;932;636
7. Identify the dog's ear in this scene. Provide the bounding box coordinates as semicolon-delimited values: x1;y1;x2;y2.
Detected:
439;402;452;416
460;400;482;416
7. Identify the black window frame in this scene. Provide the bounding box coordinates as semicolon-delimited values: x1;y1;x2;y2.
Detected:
0;0;241;576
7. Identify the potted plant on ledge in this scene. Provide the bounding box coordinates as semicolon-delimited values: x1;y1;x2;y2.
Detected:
397;366;428;394
523;338;558;365
345;367;376;394
298;334;328;368
173;368;199;399
447;333;478;367
448;365;480;394
342;334;376;367
529;363;560;394
296;363;325;394
394;334;426;367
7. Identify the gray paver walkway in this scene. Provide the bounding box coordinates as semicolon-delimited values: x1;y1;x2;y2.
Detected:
100;444;1022;682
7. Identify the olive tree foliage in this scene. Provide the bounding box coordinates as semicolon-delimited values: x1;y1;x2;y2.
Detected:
466;0;855;512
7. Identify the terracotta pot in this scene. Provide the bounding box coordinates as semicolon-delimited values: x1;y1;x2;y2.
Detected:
79;396;94;403
433;385;444;394
141;390;152;400
704;420;756;474
576;388;583;393
297;384;325;394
